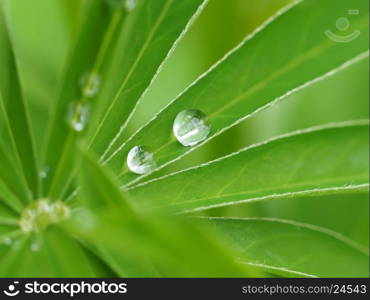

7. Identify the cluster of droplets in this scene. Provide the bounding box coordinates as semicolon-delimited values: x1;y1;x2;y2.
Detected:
127;109;210;175
19;199;71;233
105;0;137;11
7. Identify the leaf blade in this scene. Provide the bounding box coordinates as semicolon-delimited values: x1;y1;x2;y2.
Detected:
129;122;369;212
201;217;369;277
0;3;39;197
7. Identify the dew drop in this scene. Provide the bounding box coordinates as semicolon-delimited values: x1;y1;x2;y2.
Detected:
30;241;40;252
125;0;137;11
79;72;100;98
3;237;12;246
173;109;211;146
39;166;50;179
127;146;156;175
105;0;136;11
67;102;89;132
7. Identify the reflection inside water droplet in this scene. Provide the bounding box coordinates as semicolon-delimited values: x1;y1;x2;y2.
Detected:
173;109;211;146
67;102;89;132
127;146;156;175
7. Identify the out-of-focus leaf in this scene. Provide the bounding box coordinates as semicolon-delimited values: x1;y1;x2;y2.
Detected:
0;228;96;277
106;0;369;186
0;3;39;197
88;0;207;160
129;123;369;213
42;1;124;200
71;148;256;277
0;144;31;208
200;217;369;277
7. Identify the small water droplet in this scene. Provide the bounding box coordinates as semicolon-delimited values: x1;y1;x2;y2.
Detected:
173;109;211;146
30;241;40;252
3;237;12;246
79;72;100;98
127;146;156;174
105;0;136;11
39;166;50;179
125;0;137;11
67;102;89;132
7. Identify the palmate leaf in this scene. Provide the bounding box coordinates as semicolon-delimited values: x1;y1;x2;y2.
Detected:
88;0;208;158
128;122;369;213
0;3;38;199
72;148;257;277
199;217;369;278
101;0;369;186
0;0;368;279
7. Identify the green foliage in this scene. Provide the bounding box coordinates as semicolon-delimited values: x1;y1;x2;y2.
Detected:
0;0;368;277
129;122;369;212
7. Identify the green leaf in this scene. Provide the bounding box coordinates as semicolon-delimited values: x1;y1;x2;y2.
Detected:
88;0;208;158
104;0;369;186
42;0;123;200
129;122;369;213
0;134;31;208
229;192;370;248
0;228;96;277
71;148;256;277
0;3;39;197
200;217;369;277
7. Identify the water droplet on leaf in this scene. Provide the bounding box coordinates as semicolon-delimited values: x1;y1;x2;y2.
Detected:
105;0;136;11
173;109;210;146
67;102;89;132
127;146;156;174
79;72;100;98
30;241;40;252
3;237;12;246
39;166;50;179
125;0;137;11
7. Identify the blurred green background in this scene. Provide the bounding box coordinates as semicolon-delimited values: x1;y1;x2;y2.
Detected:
6;0;369;247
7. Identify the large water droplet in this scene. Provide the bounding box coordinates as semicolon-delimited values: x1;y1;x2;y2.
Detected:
67;102;89;132
105;0;136;11
79;72;100;98
127;146;156;174
173;109;210;146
